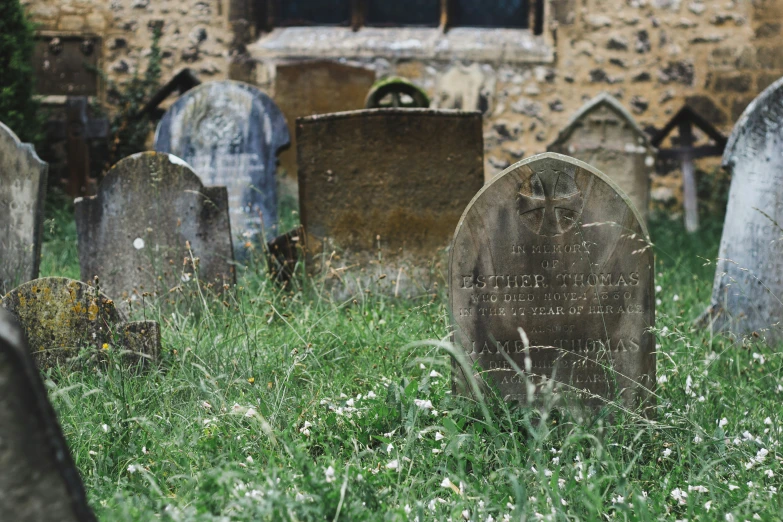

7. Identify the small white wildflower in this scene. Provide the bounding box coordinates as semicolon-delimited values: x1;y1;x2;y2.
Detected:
339;393;348;399
688;485;708;493
725;514;735;522
656;298;662;306
673;294;680;302
386;460;399;470
181;273;191;282
101;424;109;433
414;399;434;410
367;391;377;399
656;285;662;293
612;495;625;504
670;488;688;505
244;408;257;418
764;417;773;425
544;469;553;477
345;398;355;407
142;446;148;454
719;418;728;427
728;484;740;491
693;435;703;444
551;456;560;465
429;370;442;378
432;448;441;454
435;431;445;441
462;509;470;520
440;477;454;488
419;363;426;370
201;401;212;410
747;481;754;488
386;443;394;454
662;448;672;458
246;455;254;464
325;465;336;482
658;375;668;384
765;469;774;478
133;238;145;250
405;504;412;515
127;464;140;474
705;500;712;511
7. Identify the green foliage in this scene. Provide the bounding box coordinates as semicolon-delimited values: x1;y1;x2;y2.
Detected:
105;27;162;169
0;0;42;143
38;213;783;521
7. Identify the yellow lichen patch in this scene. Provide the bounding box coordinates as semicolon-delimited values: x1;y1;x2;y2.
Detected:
87;300;100;321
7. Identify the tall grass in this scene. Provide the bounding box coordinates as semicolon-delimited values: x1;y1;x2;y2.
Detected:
36;203;782;521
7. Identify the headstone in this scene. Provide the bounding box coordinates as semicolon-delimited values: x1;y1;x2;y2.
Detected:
365;77;430;109
449;152;655;413
297;109;484;296
32;34;100;97
0;308;96;521
0;122;48;295
548;93;655;221
75;152;235;306
274;61;376;185
266;225;304;285
702;76;783;344
154;81;290;241
1;277;160;369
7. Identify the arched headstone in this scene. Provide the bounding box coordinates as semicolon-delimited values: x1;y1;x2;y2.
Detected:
1;277;160;369
702;76;783;344
450;153;655;413
0;122;47;294
154;81;290;240
548;93;655;221
75;152;235;305
0;308;96;521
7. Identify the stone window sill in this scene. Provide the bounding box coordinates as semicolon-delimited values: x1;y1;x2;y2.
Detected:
251;27;553;64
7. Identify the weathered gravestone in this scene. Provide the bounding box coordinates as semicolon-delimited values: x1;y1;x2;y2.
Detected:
274;61;376;186
154;81;290;241
297;109;484;296
702;76;783;344
0;122;48;295
75;152;235;306
450;153;655;412
0;308;96;521
1;277;160;369
548;93;655;221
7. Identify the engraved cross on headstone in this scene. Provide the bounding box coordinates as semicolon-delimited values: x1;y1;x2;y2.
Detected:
517;168;583;236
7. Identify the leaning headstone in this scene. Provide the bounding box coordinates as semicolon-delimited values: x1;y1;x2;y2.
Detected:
548;93;655;221
702;76;783;344
1;277;160;369
75;152;235;306
0;122;48;295
297;109;484;296
450;152;655;413
0;308;96;521
154;80;290;241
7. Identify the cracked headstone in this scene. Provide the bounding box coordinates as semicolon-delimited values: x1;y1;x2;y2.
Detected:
75;152;235;306
0;308;96;521
1;277;160;369
297;109;484;297
549;93;655;221
701;76;783;344
449;153;655;415
0;122;48;295
154;80;290;242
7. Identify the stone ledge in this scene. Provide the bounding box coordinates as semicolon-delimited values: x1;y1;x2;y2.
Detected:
250;27;554;64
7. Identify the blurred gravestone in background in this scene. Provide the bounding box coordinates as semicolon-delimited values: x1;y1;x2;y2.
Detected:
548;93;655;221
274;61;375;187
450;153;655;415
702;76;783;345
0;122;48;295
0;308;96;522
297;109;484;297
154;81;290;241
75;152;235;307
1;277;160;369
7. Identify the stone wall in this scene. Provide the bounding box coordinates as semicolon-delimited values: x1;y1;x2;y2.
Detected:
22;0;783;208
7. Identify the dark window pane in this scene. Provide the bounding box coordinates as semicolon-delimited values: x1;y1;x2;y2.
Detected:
366;0;440;27
278;0;351;26
452;0;530;28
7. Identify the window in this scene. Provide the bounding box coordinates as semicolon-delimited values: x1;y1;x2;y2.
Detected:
261;0;544;33
365;1;440;27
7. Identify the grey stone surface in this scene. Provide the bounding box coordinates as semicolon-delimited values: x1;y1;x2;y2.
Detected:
704;76;783;345
449;152;655;414
0;122;48;295
154;80;290;241
1;277;160;369
0;308;96;521
548;93;655;221
297;109;484;297
75;152;235;307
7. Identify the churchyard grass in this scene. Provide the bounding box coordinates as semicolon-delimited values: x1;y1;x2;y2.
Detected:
36;204;783;521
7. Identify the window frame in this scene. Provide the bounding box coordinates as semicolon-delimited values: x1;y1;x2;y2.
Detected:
258;0;545;34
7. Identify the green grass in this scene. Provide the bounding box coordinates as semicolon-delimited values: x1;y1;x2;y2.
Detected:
36;203;783;521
